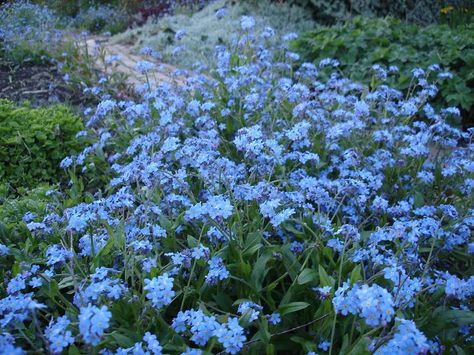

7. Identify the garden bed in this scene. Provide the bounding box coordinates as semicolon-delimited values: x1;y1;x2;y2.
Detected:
0;1;473;354
0;60;74;106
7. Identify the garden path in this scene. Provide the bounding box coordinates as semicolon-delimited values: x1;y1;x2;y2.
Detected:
83;35;188;88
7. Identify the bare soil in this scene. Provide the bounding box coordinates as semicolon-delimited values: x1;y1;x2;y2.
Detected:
0;60;76;106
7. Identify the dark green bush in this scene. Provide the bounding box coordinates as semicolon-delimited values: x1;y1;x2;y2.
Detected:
292;17;474;127
0;100;85;190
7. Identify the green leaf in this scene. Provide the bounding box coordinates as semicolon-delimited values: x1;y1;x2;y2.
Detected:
213;292;233;311
278;302;310;316
68;345;81;355
350;265;362;285
423;308;474;337
187;235;199;248
453;345;467;355
109;332;135;348
347;336;371;355
318;264;334;287
297;268;318;285
290;336;316;352
339;334;351;354
435;309;474;326
47;279;59;299
281;246;300;281
251;251;273;291
243;231;263;257
284;224;305;236
413;191;425;208
258;319;271;344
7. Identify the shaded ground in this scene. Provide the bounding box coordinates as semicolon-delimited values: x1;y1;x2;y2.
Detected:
0;60;75;106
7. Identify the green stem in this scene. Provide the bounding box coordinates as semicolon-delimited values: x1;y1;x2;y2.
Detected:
329;236;348;355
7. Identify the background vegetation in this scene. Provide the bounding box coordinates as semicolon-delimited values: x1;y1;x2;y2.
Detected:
292;17;474;128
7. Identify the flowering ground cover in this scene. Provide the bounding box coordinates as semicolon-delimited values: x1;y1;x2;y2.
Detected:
0;1;473;354
111;0;315;70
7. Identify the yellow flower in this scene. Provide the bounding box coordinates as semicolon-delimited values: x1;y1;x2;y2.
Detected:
440;5;454;14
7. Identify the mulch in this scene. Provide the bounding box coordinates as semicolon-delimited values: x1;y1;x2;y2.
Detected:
0;60;76;107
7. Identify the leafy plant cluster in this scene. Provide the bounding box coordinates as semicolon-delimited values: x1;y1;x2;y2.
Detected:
292;16;474;127
0;12;473;355
68;4;130;35
31;0;132;17
287;0;473;25
0;184;54;244
439;3;474;27
0;100;85;191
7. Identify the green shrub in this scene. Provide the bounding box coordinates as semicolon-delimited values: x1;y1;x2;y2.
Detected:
292;17;474;127
0;100;85;190
288;0;473;25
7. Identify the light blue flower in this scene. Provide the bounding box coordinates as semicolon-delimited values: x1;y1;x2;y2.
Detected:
144;274;175;309
78;304;111;346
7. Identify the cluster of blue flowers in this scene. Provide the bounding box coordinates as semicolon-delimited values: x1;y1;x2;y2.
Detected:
0;4;472;354
45;316;74;353
214;318;246;354
171;309;246;353
374;319;429;354
78;304;112;345
144;274;176;309
333;282;395;327
114;332;163;354
0;1;62;60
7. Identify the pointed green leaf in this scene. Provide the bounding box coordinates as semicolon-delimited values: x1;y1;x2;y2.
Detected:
297;268;318;285
279;302;310;316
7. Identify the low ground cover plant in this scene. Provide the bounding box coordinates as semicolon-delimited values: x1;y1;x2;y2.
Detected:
0;184;55;247
0;100;85;191
0;1;62;64
69;4;130;35
0;12;473;354
292;17;474;128
289;0;473;25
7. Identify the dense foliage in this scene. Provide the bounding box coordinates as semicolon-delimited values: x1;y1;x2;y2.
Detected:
33;0;126;17
0;100;85;191
0;12;473;354
288;0;473;25
69;5;130;35
292;17;474;127
0;184;54;246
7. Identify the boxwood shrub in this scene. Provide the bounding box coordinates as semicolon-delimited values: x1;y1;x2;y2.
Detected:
0;100;85;190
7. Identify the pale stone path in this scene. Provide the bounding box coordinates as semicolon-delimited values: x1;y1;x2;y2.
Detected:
83;35;187;88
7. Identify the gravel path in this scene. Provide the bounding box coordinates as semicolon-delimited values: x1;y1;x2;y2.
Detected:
84;35;188;89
